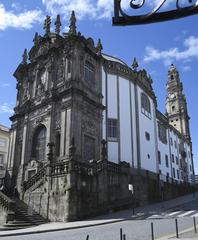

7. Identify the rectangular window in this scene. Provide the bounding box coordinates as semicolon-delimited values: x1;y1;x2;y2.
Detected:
172;154;174;163
158;123;167;144
0;138;6;147
165;155;169;168
181;171;184;180
177;170;180;179
107;118;118;140
176;156;179;165
0;154;4;165
170;138;173;146
159;170;162;175
174;140;177;149
141;93;151;119
158;151;161;164
84;61;95;88
173;168;176;178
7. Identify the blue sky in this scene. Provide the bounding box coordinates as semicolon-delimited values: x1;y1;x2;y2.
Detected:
0;0;198;172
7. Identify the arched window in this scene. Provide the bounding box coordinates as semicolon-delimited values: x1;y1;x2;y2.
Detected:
141;93;151;118
32;125;47;161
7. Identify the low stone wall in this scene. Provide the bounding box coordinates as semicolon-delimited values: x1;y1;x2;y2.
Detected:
131;169;195;207
23;160;195;222
23;160;132;222
24;172;73;222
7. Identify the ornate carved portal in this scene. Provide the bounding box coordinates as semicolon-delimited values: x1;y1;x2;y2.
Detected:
113;0;198;25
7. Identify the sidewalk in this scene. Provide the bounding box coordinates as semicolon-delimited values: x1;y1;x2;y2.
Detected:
159;228;198;239
0;192;198;237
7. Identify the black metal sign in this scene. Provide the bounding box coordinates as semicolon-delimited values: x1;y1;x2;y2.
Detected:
113;0;198;25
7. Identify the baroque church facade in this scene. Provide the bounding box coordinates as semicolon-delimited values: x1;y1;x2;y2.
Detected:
6;12;194;221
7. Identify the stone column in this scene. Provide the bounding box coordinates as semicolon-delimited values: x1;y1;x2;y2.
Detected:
21;124;27;165
65;109;71;157
60;110;66;157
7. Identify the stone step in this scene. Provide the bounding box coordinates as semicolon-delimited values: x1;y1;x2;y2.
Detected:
3;222;35;228
0;226;31;231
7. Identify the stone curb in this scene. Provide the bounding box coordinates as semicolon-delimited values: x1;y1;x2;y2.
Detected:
0;218;127;237
156;225;198;240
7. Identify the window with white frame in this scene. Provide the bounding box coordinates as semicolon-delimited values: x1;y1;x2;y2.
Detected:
141;93;151;119
172;154;174;163
158;123;167;144
107;118;118;141
165;155;169;168
158;151;161;164
0;154;4;165
0;138;6;147
177;170;180;179
173;168;176;178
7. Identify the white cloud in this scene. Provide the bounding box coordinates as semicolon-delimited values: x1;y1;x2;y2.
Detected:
182;65;191;72
0;3;43;30
11;3;21;11
1;83;10;87
0;103;14;114
143;36;198;65
41;0;198;21
41;0;129;20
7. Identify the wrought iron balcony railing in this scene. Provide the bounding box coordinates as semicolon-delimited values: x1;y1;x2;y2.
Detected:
113;0;198;25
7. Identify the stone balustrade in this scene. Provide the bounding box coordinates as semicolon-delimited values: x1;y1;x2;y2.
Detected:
23;165;47;191
0;191;16;223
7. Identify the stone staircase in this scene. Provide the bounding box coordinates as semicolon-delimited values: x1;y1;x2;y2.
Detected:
0;197;48;231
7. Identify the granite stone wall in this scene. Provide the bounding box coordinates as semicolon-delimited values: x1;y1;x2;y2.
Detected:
0;207;7;225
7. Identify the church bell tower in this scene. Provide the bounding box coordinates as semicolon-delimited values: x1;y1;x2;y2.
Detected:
166;64;191;143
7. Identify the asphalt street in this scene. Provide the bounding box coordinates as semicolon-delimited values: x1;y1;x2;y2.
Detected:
1;197;198;240
0;217;196;240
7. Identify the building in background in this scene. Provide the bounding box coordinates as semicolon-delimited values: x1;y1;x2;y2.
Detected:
102;57;194;184
0;124;10;185
3;12;195;222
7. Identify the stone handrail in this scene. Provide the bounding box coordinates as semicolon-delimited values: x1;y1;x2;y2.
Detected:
23;159;127;192
73;161;94;176
50;161;69;176
23;165;47;191
0;190;15;212
97;161;121;173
